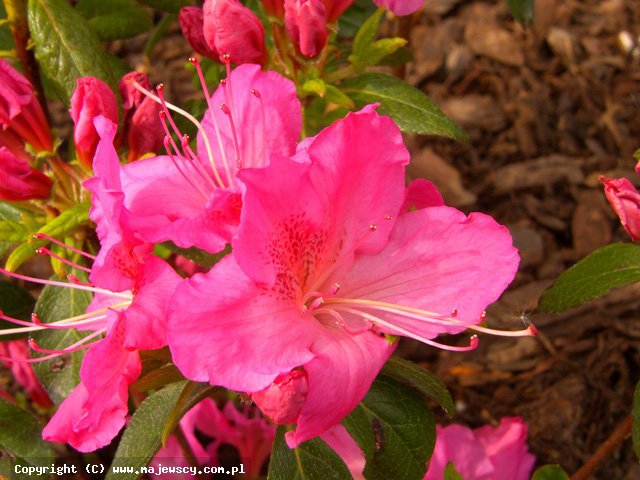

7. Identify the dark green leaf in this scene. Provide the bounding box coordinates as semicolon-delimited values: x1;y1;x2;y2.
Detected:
107;381;187;480
161;381;218;445
4;202;91;272
0;282;35;339
350;8;384;70
161;242;230;269
343;375;436;480
137;0;190;14
531;465;570;480
381;356;454;415
27;0;120;103
268;425;352;480
32;275;93;405
338;0;377;38
0;398;54;467
444;462;464;480
340;72;467;140
76;0;153;41
633;380;640;461
131;364;185;393
506;0;535;24
0;2;14;53
539;243;640;312
378;45;413;67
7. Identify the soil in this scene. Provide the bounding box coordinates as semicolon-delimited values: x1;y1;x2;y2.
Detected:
13;0;640;478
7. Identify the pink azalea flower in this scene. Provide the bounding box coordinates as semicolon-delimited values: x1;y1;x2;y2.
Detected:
285;0;330;58
0;147;52;201
168;106;524;447
70;77;119;168
373;0;423;16
600;175;640;241
0;340;52;407
117;63;301;253
179;6;219;61
424;417;536;480
0;59;53;155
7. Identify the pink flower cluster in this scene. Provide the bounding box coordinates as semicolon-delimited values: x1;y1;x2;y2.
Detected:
180;0;424;61
1;61;529;460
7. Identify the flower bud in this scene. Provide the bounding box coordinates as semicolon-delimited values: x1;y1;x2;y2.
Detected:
0;147;52;201
262;0;285;17
70;77;119;168
372;0;423;16
0;59;53;154
119;72;163;161
285;0;329;58
251;370;308;424
600;176;640;241
203;0;267;65
179;6;219;60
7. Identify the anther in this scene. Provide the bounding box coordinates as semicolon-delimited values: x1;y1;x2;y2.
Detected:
384;214;392;220
330;283;341;295
31;313;43;325
220;103;230;115
528;325;539;336
480;311;487;320
188;56;197;64
451;308;458;318
369;224;377;231
221;53;231;64
250;88;261;98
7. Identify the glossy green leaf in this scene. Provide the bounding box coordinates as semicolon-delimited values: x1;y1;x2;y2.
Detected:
268;425;352;480
0;398;54;467
27;0;119;103
381;356;454;415
137;0;190;14
540;243;640;312
4;202;91;272
340;72;467;140
507;0;535;24
32;275;93;405
531;465;570;480
76;0;153;41
107;381;187;480
161;242;230;268
444;462;464;480
633;380;640;461
343;375;436;480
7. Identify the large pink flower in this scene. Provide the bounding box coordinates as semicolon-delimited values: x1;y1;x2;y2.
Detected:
118;64;301;253
424;417;536;480
168;106;520;447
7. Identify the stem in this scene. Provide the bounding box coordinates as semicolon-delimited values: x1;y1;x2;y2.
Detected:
570;415;633;480
3;0;50;122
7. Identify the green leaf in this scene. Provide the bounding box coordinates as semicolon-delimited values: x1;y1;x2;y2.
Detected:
444;462;464;480
27;0;120;103
381;356;454;415
32;275;93;405
0;282;35;339
365;38;407;67
0;398;54;467
338;0;377;38
137;0;190;14
302;78;327;97
107;381;188;480
350;8;384;70
506;0;535;24
378;45;413;67
0;202;23;256
324;85;355;109
268;425;352;480
539;243;640;312
531;465;570;480
160;381;218;445
633;380;640;461
76;0;153;41
343;375;436;480
340;72;467;140
161;242;230;269
0;220;31;243
131;364;185;393
4;202;91;272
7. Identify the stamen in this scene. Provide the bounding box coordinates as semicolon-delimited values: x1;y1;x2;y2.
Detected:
467;323;537;337
181;135;218;189
130;80;225;188
28;327;105;355
33;233;97;260
162;133;209;200
314;307;374;335
0;267;131;298
0;309;36;327
35;247;92;273
67;274;93;287
30;312;108;330
188;57;234;187
250;88;266;168
220;101;242;169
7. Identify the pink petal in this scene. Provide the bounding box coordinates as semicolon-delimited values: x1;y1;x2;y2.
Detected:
600;176;640;241
372;0;423;16
321;424;366;480
285;326;395;447
402;178;444;211
336;206;519;339
168;255;320;392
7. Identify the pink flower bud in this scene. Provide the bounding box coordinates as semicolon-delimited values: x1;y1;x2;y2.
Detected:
372;0;423;16
0;147;52;201
262;0;285;17
600;176;640;241
0;341;52;408
203;0;267;65
70;77;119;168
251;370;308;424
119;72;163;161
179;6;219;60
285;0;329;58
0;59;53;153
321;0;353;23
